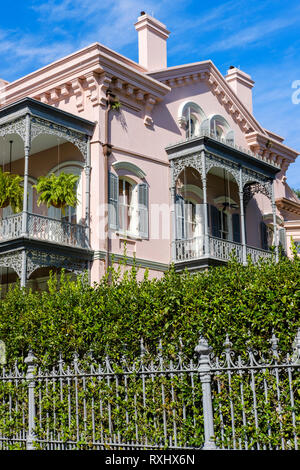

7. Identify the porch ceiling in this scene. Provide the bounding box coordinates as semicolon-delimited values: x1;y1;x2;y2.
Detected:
0;134;69;165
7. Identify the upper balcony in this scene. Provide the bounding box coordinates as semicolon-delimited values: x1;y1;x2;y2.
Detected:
0;212;88;249
166;127;281;271
0;98;95;286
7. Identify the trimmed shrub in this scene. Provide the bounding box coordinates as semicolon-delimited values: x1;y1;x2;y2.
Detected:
0;254;299;364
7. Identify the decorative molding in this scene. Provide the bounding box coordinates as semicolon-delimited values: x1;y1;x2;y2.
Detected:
93;250;169;272
26;250;88;279
144;96;156;127
0;251;23;278
243;181;273;207
30;116;88;160
0;117;27;142
85;72;99;106
99;74;113;108
276;197;300;216
71;78;85;112
112;161;146;179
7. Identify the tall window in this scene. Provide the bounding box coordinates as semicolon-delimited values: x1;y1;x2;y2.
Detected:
210;205;240;242
109;172;149;238
186;113;198;139
184;201;196;239
119;179;134;233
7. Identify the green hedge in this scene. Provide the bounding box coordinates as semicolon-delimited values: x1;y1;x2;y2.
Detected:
0;252;299;363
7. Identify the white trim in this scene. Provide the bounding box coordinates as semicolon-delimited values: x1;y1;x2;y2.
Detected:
112;161;146;179
48;160;84;176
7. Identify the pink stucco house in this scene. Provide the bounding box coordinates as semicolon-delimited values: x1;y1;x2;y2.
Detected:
0;13;299;292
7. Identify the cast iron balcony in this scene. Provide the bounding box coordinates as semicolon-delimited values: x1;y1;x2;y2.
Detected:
0;212;88;250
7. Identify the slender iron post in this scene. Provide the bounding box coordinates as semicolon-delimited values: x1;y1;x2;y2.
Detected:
170;161;177;261
84;136;91;246
195;336;217;450
271;179;279;262
21;114;31;237
201;151;209;256
239;167;247;265
25;350;36;450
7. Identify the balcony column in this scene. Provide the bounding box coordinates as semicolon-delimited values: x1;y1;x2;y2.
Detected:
201;150;209;256
84;136;91;244
271;179;279;262
21;114;31;237
20;114;31;288
170;161;177;261
239;167;247;265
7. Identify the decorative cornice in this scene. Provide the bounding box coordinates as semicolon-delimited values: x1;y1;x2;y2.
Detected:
276;197;300;216
0;43;170;119
149;61;265;135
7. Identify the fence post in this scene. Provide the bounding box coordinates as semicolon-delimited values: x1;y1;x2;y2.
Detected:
25;350;37;450
195;336;217;450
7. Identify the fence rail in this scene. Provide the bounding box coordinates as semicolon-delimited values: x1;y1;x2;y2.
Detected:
0;331;299;451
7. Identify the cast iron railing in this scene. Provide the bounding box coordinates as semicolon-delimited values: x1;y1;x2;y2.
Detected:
0;213;88;249
0;330;299;450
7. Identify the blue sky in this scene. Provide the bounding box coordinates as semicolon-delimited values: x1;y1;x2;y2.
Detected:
0;0;299;187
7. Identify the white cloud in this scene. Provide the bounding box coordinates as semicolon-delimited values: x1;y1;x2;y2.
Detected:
204;15;300;54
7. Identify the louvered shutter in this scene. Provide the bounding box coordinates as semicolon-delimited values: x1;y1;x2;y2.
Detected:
200;118;210;135
211;205;221;238
260;221;268;250
138;183;149;238
175;194;185;240
278;227;287;254
108;172;119;230
232;213;241;243
226;130;234;145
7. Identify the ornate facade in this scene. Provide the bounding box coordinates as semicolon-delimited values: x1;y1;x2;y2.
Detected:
0;13;299;291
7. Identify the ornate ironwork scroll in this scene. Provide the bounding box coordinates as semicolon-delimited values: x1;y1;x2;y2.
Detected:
30;117;88;160
26;249;88;279
0;251;23;278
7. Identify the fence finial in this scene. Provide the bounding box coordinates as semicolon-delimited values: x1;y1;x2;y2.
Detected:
270;332;279;358
223;334;232;351
195;336;211;356
140;337;146;357
25;349;36;366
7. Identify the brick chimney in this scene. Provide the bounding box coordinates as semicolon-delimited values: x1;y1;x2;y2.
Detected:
225;66;254;113
134;13;170;71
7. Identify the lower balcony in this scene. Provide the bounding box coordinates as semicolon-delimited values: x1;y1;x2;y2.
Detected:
0;212;88;249
173;235;273;271
0;212;93;291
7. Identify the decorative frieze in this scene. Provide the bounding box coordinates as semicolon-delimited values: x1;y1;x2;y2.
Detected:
0;251;23;278
26;250;88;279
30;116;88;160
0;117;27;141
71;78;85;112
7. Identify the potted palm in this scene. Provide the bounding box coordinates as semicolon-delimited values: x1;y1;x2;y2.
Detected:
34;172;79;215
0;168;23;213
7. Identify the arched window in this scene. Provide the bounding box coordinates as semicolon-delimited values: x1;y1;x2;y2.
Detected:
209;115;235;144
177;102;207;139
